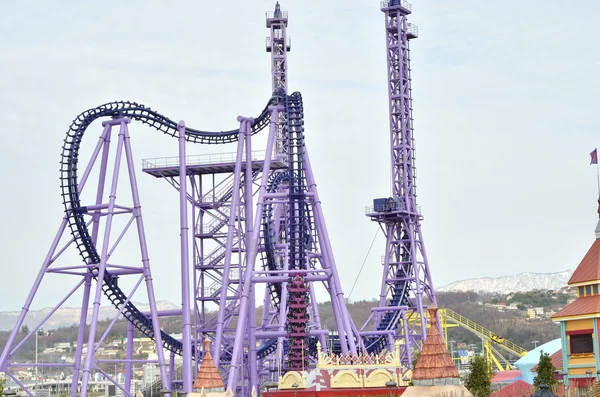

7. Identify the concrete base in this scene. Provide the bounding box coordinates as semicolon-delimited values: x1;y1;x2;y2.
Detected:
401;385;472;397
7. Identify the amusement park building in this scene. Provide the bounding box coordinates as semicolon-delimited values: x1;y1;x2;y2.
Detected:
551;219;600;387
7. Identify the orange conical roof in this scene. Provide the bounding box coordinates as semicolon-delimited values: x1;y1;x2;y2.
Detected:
412;307;460;380
193;338;225;390
568;229;600;285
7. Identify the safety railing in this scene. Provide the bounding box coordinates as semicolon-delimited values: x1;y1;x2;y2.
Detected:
142;150;280;169
200;178;236;203
364;205;422;215
203;282;221;297
200;248;226;268
406;23;419;38
265;36;292;51
266;11;288;19
380;0;412;11
442;309;527;357
202;210;230;234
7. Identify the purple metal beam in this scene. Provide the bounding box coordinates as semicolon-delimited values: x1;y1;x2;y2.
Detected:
244;118;259;391
0;215;69;372
303;148;357;353
124;322;134;394
122;121;169;391
80;120;128;395
227;106;280;391
71;275;92;395
178;120;193;394
213;118;248;367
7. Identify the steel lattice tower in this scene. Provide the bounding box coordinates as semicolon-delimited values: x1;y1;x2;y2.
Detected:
365;0;438;367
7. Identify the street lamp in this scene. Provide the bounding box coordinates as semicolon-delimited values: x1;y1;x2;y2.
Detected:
263;381;278;397
532;340;539;348
158;388;171;397
469;344;477;354
385;380;397;397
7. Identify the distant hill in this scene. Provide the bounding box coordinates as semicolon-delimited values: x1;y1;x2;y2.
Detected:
0;295;560;359
437;270;573;294
0;301;179;331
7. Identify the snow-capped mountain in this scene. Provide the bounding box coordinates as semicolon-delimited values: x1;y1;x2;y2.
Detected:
0;301;180;331
437;269;574;294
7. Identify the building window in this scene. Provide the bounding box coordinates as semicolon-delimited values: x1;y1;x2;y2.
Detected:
570;334;594;354
580;286;585;296
595;285;599;295
587;285;592;295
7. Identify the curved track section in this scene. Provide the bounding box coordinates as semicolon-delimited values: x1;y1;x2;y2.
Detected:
60;96;282;355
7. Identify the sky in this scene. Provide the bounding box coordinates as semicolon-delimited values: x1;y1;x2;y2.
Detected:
0;0;599;312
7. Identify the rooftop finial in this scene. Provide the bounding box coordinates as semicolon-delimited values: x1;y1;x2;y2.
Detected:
427;306;438;325
274;2;282;18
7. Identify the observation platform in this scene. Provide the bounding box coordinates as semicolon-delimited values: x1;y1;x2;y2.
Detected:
142;150;286;178
380;0;412;14
365;200;423;222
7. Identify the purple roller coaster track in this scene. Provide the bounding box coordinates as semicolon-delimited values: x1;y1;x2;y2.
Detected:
0;2;437;397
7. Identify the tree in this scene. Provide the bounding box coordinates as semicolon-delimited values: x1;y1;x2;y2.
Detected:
533;351;556;388
0;372;7;392
464;355;492;397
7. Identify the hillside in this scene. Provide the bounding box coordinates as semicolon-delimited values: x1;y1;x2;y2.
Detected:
0;301;180;331
438;270;573;293
0;292;560;363
435;291;560;351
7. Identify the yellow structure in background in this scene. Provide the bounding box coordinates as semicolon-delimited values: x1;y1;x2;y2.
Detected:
403;308;527;371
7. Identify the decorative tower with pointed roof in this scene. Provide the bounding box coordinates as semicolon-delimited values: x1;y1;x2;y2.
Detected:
412;307;460;386
192;338;226;393
551;218;600;388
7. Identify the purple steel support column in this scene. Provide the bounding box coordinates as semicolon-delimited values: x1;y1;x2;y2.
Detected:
80;120;127;396
259;284;272;332
276;245;288;369
401;310;411;367
70;274;92;396
0;123;111;372
213;119;248;367
307;278;327;348
378;227;394;319
177;121;193;393
125;322;134;395
0;218;68;371
417;226;440;334
227;106;280;391
191;177;201;369
303;149;356;353
408;222;426;339
243;118;258;392
73;124;113;394
121;121;169;389
169;351;175;388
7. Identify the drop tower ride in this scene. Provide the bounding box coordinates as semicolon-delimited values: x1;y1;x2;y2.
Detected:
365;0;438;365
